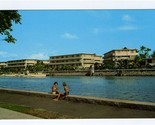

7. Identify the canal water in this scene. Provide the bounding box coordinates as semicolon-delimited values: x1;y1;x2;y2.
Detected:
0;76;155;103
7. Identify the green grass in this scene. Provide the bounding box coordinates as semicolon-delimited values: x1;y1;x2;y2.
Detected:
0;103;31;112
0;103;74;119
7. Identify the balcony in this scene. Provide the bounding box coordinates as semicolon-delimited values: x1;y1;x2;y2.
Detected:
49;61;82;65
83;60;95;63
7;65;26;68
50;57;82;61
7;61;26;64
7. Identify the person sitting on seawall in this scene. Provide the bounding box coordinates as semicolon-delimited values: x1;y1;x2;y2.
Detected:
51;82;59;94
53;82;69;101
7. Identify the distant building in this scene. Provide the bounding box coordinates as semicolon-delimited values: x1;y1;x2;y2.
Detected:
146;56;155;67
0;62;7;69
7;59;38;69
49;53;103;70
103;48;138;67
42;60;50;65
153;57;155;64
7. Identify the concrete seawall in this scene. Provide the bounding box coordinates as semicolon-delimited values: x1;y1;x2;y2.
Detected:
1;88;155;112
1;69;155;77
47;69;155;76
95;69;155;76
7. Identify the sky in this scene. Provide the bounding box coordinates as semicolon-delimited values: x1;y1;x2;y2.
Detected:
1;10;155;62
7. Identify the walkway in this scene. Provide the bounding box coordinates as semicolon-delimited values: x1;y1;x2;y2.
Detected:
0;107;40;119
0;91;155;118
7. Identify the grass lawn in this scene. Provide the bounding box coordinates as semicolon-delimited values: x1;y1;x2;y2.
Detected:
0;103;74;119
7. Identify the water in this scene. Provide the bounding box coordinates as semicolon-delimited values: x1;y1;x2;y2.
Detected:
0;76;155;102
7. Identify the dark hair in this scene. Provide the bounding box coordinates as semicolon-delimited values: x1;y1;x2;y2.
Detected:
54;82;58;85
63;82;67;86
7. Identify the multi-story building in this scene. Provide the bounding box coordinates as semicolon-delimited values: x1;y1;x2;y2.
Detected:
146;56;155;67
0;62;7;69
7;59;38;69
153;57;155;64
49;53;103;70
42;60;50;65
0;59;50;73
103;48;138;67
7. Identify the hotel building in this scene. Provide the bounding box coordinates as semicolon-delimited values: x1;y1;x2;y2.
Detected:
7;59;38;69
146;56;155;67
0;62;7;69
49;53;103;70
103;48;138;66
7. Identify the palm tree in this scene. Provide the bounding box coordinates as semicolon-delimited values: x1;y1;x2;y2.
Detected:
137;46;151;67
139;46;146;56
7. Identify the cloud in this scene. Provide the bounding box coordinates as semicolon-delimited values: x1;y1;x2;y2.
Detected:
0;51;7;56
118;25;138;31
0;51;18;57
28;53;48;60
122;15;134;22
62;32;79;40
119;15;138;31
101;25;138;32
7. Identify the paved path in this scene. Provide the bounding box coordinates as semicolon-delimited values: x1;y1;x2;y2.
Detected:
0;107;40;119
1;92;155;118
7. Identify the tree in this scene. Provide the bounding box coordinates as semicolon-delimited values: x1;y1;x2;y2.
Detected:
151;50;155;57
123;47;128;49
0;10;21;43
138;46;151;58
137;45;151;67
33;61;45;72
104;61;115;69
94;62;98;70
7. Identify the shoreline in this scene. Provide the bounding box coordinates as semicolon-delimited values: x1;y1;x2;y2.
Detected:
1;69;155;77
48;69;155;76
0;73;46;78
